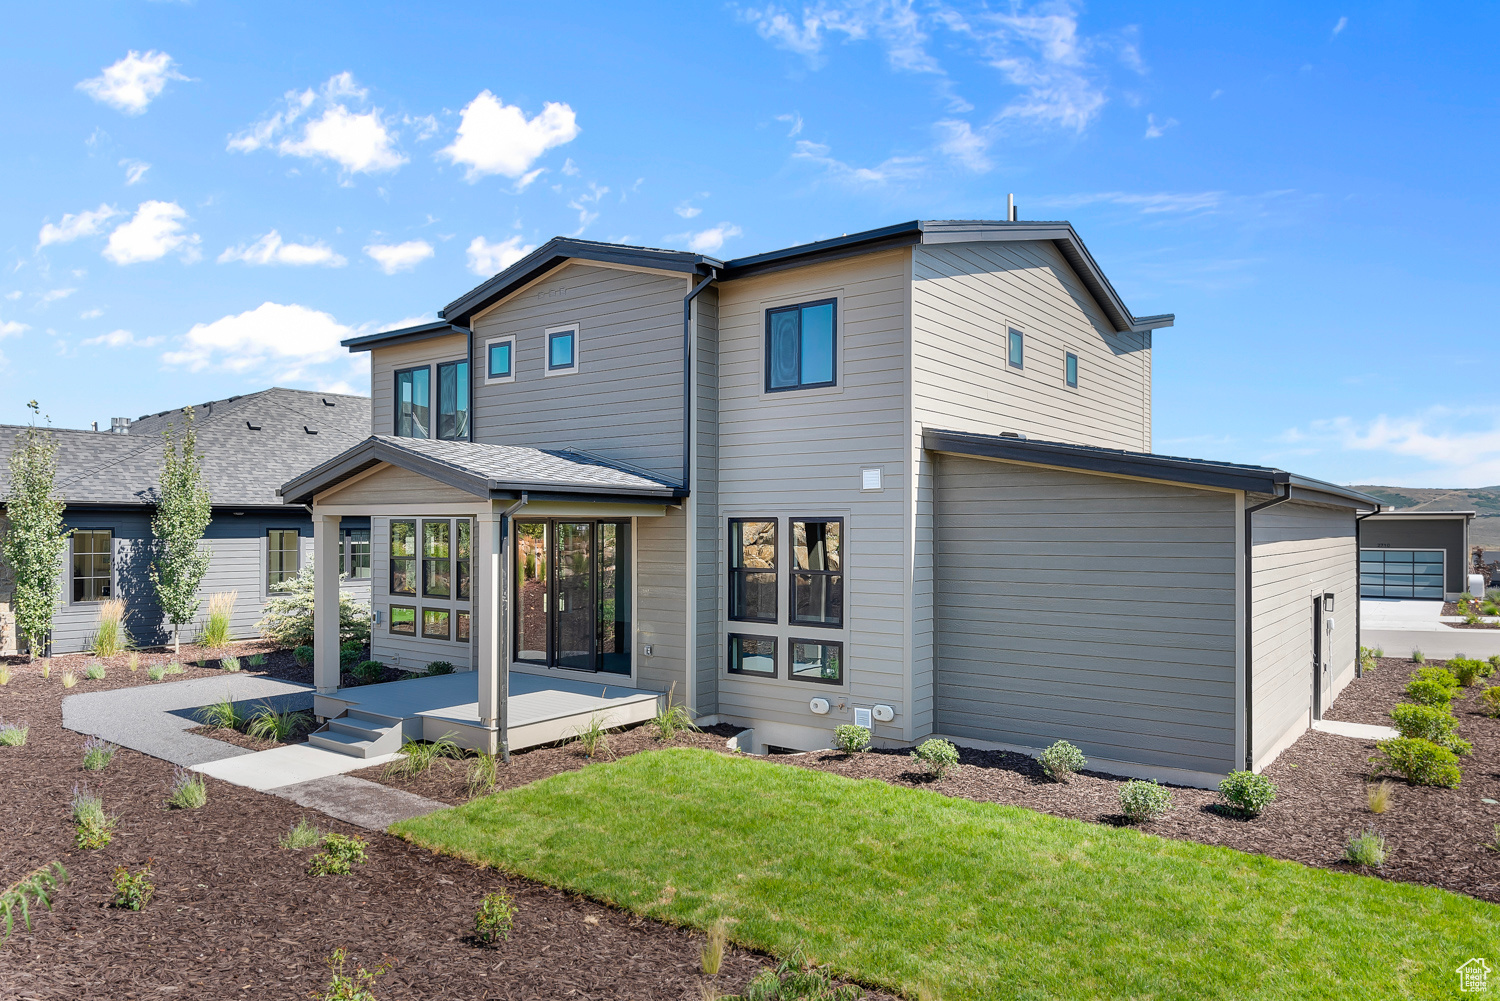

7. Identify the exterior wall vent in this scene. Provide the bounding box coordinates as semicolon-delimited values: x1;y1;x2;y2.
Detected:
999;431;1028;440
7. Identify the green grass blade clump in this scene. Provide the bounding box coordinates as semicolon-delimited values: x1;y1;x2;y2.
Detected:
1;862;68;940
246;704;311;743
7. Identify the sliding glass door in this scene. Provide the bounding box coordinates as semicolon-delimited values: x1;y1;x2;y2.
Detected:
513;519;631;675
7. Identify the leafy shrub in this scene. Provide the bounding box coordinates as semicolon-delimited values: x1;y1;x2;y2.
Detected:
90;598;131;657
219;655;241;673
308;833;368;876
1039;740;1087;782
385;734;462;779
1367;781;1394;814
109;861;154;911
246;653;267;667
351;660;385;685
474;890;515;944
312;948;390;1001
1119;779;1173;823
1450;658;1484;687
256;564;370;648
71;784;116;848
833;724;871;754
199;590;237;649
0;718;28;747
1411;666;1459;691
424;660;456;676
84;662;105;681
1405;679;1454;708
340;646;364;670
1371;737;1461;787
166;767;208;809
247;705;311;742
293;645;314;668
278;817;324;850
147;664;166;682
1481;687;1500;718
911;738;959;779
82;736;118;772
1488;655;1500;677
1358;646;1378;673
198;696;244;730
466;753;498;797
1344;830;1387;868
1218;770;1277;816
1390;703;1470;754
60;671;77;689
0;861;68;940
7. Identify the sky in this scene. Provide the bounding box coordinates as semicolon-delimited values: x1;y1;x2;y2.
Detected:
1;1;1496;488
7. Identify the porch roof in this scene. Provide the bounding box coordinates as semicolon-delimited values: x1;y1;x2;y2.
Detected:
278;435;685;506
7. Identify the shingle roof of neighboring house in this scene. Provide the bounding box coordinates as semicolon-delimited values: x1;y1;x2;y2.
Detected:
279;435;683;506
0;387;371;508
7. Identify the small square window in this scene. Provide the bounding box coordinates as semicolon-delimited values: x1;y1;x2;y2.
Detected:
1065;351;1078;389
389;605;416;636
789;638;843;685
728;634;777;676
1007;328;1024;370
486;337;515;382
422;607;451;640
766;299;837;392
546;326;578;373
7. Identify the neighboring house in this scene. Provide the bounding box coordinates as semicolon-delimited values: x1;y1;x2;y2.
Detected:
1360;510;1474;600
282;219;1380;786
0;388;372;655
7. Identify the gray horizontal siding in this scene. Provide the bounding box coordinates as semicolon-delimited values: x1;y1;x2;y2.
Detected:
369;333;469;438
933;455;1239;775
637;506;687;695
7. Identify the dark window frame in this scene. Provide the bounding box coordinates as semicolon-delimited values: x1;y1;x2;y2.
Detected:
267;528;300;591
728;518;778;624
421;519;452;599
727;633;778;677
422;607;452;641
764;297;838;393
1065;351;1078;389
788;517;844;630
339;526;371;579
394;365;432;439
456;519;472;601
546;325;578;373
486;336;515;382
389;604;416;636
511;517;633;674
1007;327;1024;370
435;358;470;441
787;637;845;686
389;520;417;596
71;528;114;603
455;609;471;643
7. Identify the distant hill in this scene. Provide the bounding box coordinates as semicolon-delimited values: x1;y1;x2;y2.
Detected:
1351;484;1500;548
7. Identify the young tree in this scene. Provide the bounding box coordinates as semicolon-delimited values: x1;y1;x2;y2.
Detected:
151;407;212;655
2;402;70;658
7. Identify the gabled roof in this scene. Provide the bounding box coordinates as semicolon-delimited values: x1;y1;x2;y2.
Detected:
0;388;371;508
344;219;1174;353
923;428;1381;508
278;435;685;506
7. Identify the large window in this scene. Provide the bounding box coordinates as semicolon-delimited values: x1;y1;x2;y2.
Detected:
729;519;777;623
789;638;843;684
72;530;113;602
395;366;431;438
513;519;631;674
422;520;451;598
765;299;836;392
436;360;469;440
268;529;299;589
728;634;777;676
339;527;371;579
790;519;843;628
390;520;417;596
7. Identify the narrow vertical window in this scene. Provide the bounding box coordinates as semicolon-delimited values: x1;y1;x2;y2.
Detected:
729;519;777;623
455;610;471;643
268;529;300;589
72;529;113;602
765;299;837;391
436;360;469;440
390;520;417;596
455;519;472;601
395;366;431;438
422;520;451;598
1007;328;1024;370
790;519;843;628
347;528;371;578
514;521;548;661
1065;351;1078;389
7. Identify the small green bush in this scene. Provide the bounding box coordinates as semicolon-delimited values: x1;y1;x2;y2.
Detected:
833;724;871;754
1390;703;1470;753
1405;678;1454;708
424;660;455;676
308;833;368;876
1480;687;1500;718
1344;830;1387;868
312;948;390;1001
0;665;9;686
84;662;106;681
219;655;241;673
246;653;267;667
1039;740;1087;782
1119;779;1173;823
0;718;28;747
1450;658;1484;687
278;816;324;850
166;767;208;809
1218;770;1277;816
911;738;959;779
1371;737;1461;788
147;664;166;682
71;785;116;848
163;661;184;675
351;660;385;685
1411;648;1425;664
474;890;515;944
294;645;315;668
81;736;118;772
1411;666;1459;691
109;862;154;910
720;957;864;1001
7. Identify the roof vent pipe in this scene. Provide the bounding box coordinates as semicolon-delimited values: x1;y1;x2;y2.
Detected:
1007;194;1018;221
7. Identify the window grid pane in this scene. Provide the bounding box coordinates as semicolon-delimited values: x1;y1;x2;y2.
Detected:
488;341;512;378
789;638;843;684
456;520;472;601
72;530;113;602
436;360;469;441
728;634;777;676
395;367;431;438
791;520;843;628
729;519;777;623
268;529;300;588
422;520;451;598
390;520;417;596
346;528;371;579
766;300;837;391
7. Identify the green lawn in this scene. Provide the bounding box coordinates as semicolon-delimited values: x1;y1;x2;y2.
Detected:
392;748;1498;1000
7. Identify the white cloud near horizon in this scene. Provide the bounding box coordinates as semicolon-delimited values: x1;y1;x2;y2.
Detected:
77;51;187;115
229;73;406;177
1283;407;1500;488
218;230;347;267
38;204;119;248
365;240;434;274
0;320;29;338
83;329;161;349
38;288;76;305
439;91;580;181
667;223;743;254
792;139;923;186
162;301;353;382
466;235;535;276
103;201;200;264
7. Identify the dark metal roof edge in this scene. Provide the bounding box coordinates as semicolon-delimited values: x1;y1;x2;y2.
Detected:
342;321;468;354
1365;509;1476;518
718;221;923;280
1285;475;1384;509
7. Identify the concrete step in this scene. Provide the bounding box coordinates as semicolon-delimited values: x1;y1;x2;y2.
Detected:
328;719;385;741
307;712;405;758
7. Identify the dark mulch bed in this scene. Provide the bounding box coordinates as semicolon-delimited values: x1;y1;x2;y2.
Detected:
356;723;746;805
1;637;306;688
186;723;311;751
0;668;792;1000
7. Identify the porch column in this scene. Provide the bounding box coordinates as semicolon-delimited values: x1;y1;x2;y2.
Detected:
312;512;341;694
475;503;504;754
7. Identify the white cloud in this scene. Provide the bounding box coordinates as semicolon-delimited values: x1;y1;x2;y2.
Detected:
1143;113;1178;139
466;235;536;276
514;167;546;192
791;139;923;186
83;329;161;348
120;159;150;185
39;288;76;305
80;308;103;319
935;119;992;171
218;230;347;267
103;201;200;264
1040;190;1225;214
775;112;805;137
675;202;703;219
1288;408;1500;487
566;183;610;234
561;158;580;176
439;91;580;182
1332;16;1348;37
76;50;187;115
741;5;826;59
404;113;440;141
229;73;405;177
667;224;743;255
364;240;434;274
37;203;119;248
0;320;28;339
162;301;353;377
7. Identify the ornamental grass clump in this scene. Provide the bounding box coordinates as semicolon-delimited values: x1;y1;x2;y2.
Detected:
89;597;130;657
651;683;698;742
307;833;368;876
246;705;310;743
701;918;727;976
911;738;960;780
147;664;166;682
1344;830;1387;868
833;724;871;755
84;662;105;681
0;717;28;747
198;695;244;730
1371;737;1461;788
1039;740;1087;783
1411;648;1425;664
109;861;154;911
81;736;118;771
1119;779;1173;823
474;890;515;945
0;665;9;686
722;957;864;1001
278;816;324;850
199;590;237;650
165;767;208;809
71;784;116;848
126;651;139;672
246;653;266;667
219;655;241;673
1367;780;1394;814
1390;703;1470;755
164;661;184;675
570;713;614;760
466;752;499;797
385;734;461;779
60;671;77;689
1;861;68;940
1218;770;1277;817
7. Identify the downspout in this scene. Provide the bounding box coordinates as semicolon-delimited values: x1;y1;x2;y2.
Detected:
681;269;717;491
497;491;528;763
465;325;475;443
1354;505;1382;677
1244;481;1293;771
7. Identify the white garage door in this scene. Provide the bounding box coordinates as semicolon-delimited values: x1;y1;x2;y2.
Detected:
1360;549;1444;599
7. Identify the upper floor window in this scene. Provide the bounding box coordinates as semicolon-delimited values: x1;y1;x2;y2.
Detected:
486;336;515;383
1007;328;1024;370
268;529;300;589
729;519;777;623
436;360;469;440
395;366;431;438
1065;351;1078;389
546;324;578;375
790;519;843;628
72;529;113;602
766;299;836;392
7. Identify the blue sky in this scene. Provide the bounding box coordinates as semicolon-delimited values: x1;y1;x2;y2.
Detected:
2;1;1495;487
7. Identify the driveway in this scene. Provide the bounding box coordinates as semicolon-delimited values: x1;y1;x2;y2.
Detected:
1361;599;1500;659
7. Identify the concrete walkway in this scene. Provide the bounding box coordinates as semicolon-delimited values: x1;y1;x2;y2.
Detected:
1313;719;1399;742
1361;599;1500;659
63;677;448;830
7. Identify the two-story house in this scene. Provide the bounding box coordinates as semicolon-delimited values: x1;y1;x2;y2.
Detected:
281;219;1379;786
